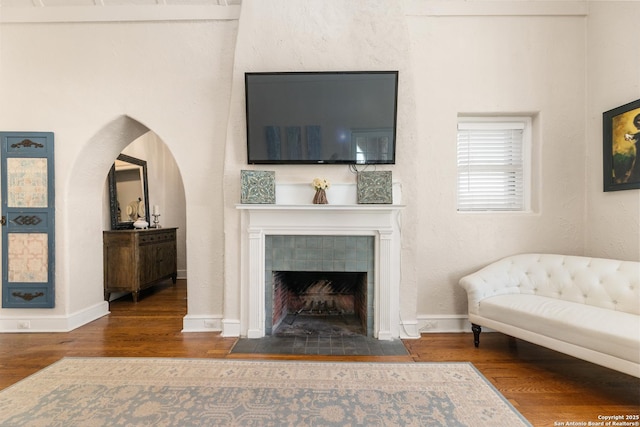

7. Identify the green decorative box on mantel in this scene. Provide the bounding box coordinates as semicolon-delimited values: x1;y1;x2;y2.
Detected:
241;170;276;204
357;171;392;204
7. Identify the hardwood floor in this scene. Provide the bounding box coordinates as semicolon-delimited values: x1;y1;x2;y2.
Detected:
0;280;638;426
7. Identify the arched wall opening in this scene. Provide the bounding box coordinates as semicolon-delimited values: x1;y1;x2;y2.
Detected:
64;115;187;326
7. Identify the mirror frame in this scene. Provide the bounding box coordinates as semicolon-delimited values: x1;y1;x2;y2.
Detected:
108;154;150;230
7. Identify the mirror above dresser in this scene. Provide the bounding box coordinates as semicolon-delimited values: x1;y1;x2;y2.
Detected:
108;154;150;230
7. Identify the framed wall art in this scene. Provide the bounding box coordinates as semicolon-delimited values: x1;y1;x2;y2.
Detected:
603;99;640;192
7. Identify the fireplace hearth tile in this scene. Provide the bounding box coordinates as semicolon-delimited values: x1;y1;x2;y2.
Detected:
230;335;408;356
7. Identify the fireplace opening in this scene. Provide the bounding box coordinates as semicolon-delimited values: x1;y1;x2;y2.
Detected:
271;271;369;337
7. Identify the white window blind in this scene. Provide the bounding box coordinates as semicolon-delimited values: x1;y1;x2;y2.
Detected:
457;120;528;211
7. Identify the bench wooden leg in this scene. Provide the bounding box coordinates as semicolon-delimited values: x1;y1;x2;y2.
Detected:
471;323;481;347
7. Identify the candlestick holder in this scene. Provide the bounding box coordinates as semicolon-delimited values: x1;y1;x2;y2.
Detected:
151;213;161;228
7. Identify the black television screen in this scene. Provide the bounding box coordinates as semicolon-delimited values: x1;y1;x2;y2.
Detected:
245;71;398;164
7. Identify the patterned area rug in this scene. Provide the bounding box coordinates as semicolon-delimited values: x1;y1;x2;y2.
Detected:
0;358;531;426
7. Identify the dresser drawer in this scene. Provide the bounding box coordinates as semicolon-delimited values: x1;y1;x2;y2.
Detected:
139;230;176;245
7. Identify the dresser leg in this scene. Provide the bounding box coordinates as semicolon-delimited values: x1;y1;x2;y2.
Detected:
132;291;139;303
171;273;177;285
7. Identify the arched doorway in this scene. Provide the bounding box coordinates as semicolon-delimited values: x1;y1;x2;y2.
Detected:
65;115;186;322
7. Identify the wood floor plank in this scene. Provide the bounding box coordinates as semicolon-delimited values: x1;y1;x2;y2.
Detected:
0;280;637;426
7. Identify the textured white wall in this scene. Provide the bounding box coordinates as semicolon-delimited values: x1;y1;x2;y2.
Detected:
0;0;637;333
0;18;237;329
585;1;640;261
224;0;592;332
222;0;420;332
406;13;588;321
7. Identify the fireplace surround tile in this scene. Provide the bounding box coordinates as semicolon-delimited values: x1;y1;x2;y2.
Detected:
265;235;374;336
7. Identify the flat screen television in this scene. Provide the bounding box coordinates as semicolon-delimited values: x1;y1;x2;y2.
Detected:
245;71;398;164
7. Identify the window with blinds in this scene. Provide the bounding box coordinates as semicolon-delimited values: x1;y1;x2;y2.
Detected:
457;118;530;212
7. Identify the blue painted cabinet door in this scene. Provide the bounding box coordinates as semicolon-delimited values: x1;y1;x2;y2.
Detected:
1;132;55;308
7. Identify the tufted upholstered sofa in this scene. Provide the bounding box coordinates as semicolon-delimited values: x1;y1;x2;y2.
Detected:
459;253;640;377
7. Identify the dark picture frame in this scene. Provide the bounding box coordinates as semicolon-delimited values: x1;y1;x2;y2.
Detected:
603;99;640;192
108;154;150;229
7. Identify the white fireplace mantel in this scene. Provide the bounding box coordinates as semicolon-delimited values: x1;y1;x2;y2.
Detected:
232;203;405;340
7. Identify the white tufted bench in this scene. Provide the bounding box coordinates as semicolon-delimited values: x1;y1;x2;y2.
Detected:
459;253;640;377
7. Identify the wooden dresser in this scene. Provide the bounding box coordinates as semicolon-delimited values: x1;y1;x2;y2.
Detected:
103;227;177;302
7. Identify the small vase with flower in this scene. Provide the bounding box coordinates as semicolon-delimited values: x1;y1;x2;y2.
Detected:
312;178;330;204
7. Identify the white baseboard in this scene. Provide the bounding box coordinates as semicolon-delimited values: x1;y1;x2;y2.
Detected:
181;315;475;336
399;320;420;339
221;319;241;337
0;309;484;336
181;314;223;332
416;315;472;333
67;301;110;331
0;301;109;333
